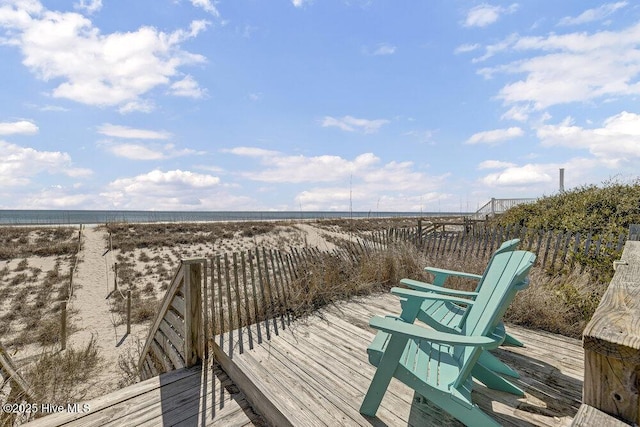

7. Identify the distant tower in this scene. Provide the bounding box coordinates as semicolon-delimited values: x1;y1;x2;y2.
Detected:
559;168;565;193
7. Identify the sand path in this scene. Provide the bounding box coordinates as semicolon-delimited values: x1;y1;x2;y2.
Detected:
69;227;146;397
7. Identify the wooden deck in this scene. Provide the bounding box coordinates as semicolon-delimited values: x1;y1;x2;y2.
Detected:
25;292;584;426
213;293;584;426
24;363;264;426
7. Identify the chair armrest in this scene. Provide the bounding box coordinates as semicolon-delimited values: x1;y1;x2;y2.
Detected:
369;316;499;349
400;279;479;298
391;287;475;306
425;267;483;286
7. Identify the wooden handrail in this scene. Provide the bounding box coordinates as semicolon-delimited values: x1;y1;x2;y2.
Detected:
573;224;640;425
138;258;205;380
0;341;35;402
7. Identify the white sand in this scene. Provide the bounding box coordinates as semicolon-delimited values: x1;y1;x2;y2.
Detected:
67;227;148;398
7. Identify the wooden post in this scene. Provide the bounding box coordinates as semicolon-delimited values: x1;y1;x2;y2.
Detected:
578;225;640;425
60;301;67;350
69;265;74;298
183;259;203;367
126;290;131;335
114;262;118;291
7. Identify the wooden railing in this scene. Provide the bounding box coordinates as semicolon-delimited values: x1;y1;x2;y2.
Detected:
138;259;206;380
472;197;538;219
572;225;640;426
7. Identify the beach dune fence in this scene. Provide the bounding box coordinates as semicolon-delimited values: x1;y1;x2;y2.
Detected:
137;223;626;380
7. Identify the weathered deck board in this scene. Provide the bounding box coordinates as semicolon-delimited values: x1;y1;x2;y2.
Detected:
24;364;263;426
214;293;584;427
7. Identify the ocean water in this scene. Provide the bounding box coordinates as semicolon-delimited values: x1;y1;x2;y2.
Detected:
0;210;465;225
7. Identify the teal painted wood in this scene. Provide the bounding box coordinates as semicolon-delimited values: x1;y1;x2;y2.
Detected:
360;250;536;426
395;240;528;392
411;238;525;347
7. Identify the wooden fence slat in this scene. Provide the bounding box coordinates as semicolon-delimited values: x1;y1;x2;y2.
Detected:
268;249;286;329
158;318;184;355
248;250;263;344
155;328;184;370
223;253;236;355
276;251;292;326
164;309;185;339
551;231;563;268
240;252;254;350
150;339;173;372
560;232;572;266
170;294;186;318
541;231;553;268
232;253;244;354
216;255;225;347
256;248;277;337
616;233;626;252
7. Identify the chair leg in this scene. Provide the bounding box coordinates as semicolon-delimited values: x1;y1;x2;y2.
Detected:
479;351;519;378
471;363;525;397
502;332;524;347
413;391;502;427
360;335;407;417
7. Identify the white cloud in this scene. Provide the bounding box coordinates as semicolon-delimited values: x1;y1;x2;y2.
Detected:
454;43;480;54
0;120;38;135
232;149;379;183
500;105;531;122
169;75;207;98
0;140;91;186
97;124;172;139
74;0;102;14
463;3;518;28
558;2;627;26
190;0;220;17
224;146;280;157
466;127;524;144
537;111;640;164
291;0;313;8
321;115;389;134
101;169;253;210
0;2;209;111
477;160;517;170
227;147;450;210
480;164;553;187
477;22;640;110
99;141;198;160
369;43;396;56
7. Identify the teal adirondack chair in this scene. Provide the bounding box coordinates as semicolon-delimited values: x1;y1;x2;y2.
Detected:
396;239;527;394
406;238;524;347
360;250;536;426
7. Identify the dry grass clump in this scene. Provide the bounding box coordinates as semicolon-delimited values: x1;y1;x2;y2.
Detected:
23;336;102;405
291;240;603;339
108;290;159;326
0;227;77;260
288;242;430;316
116;339;144;388
505;266;602;338
104;221;279;253
0;260;72;350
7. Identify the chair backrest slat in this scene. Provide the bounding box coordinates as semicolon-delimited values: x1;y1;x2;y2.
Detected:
453;250;535;387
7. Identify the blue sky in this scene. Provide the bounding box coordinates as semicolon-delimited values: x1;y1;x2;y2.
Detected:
1;1;639;212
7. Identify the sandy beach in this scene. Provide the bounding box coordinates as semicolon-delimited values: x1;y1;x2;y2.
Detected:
0;216;442;402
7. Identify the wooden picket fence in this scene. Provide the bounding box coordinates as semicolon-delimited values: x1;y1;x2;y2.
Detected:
138;223;626;379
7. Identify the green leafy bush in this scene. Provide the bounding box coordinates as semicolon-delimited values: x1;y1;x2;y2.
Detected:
496;179;640;236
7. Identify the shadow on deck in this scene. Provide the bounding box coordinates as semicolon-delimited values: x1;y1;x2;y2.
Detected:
24;292;583;426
